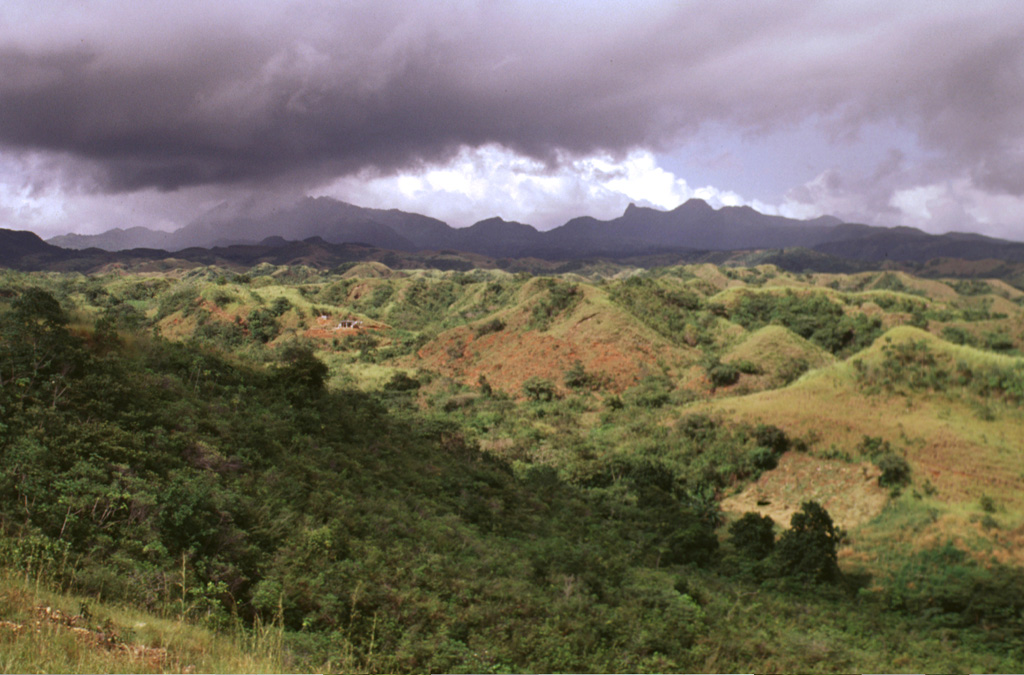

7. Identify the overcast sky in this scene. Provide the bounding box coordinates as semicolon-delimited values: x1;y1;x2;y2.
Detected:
2;1;1024;240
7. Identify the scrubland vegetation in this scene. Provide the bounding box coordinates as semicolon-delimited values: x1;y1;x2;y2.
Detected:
1;261;1023;673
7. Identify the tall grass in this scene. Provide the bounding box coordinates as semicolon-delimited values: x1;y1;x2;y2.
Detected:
0;570;293;674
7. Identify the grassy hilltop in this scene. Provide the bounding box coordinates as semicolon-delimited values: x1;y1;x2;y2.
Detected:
1;261;1023;673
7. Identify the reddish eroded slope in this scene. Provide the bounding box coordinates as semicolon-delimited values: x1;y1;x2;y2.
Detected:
410;286;700;396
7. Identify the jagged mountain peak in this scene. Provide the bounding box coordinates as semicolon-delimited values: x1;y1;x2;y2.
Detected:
27;194;1024;266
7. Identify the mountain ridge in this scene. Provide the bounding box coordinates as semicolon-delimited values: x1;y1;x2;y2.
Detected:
33;196;1024;265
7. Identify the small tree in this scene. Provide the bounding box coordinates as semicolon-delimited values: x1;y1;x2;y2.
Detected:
1;288;83;407
663;516;719;566
563;359;604;391
706;361;740;388
875;452;911;488
522;376;557;402
772;501;842;583
276;344;328;396
729;512;776;560
270;296;292;316
383;372;421;392
754;424;790;455
246;307;279;343
748;424;790;472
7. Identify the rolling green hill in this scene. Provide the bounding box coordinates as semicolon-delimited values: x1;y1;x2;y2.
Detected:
1;262;1023;673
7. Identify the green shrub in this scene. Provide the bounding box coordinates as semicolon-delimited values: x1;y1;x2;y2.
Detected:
608;277;703;346
772;501;842;583
941;325;976;346
726;290;883;356
367;283;393;308
350;332;380;361
662;516;719;566
952;279;991;296
749;447;778;471
624;375;674;409
523;376;557;402
729;512;776;560
731;359;761;375
706;361;740;388
677;414;718;444
530;281;581;330
156;285;198;319
984;331;1015;352
874;273;908;292
246;307;279;343
195;319;246;347
99;302;146;332
754;424;790;455
274;343;329;395
384;372;421;392
212;291;234;306
875;452;911;488
270;296;292;316
563;360;605;391
475;317;505;336
886;543;1024;639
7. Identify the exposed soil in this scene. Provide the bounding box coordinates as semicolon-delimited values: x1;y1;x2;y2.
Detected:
405;285;708;396
412;326;660;395
722;452;889;531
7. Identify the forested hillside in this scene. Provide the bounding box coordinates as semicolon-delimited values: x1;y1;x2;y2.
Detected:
1;263;1023;673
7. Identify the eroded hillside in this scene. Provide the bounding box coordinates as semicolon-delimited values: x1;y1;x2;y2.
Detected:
2;262;1023;673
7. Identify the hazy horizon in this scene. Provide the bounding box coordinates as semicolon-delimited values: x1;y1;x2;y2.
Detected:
43;194;845;238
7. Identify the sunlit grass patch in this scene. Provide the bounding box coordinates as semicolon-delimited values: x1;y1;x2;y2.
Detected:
0;573;291;674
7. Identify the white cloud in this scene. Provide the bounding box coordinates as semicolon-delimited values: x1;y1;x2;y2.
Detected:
0;153;69;236
771;165;1024;241
889;178;1024;239
889;184;947;222
314;145;749;229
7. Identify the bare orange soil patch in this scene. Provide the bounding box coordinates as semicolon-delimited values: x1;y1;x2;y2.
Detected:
722;452;889;531
157;299;243;339
411;325;671;395
197;299;239;323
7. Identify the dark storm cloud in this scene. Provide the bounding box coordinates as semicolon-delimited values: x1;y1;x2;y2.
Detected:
0;1;706;189
2;1;1024;196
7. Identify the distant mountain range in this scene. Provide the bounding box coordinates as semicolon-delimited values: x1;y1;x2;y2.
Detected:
0;196;1015;274
44;196;1024;263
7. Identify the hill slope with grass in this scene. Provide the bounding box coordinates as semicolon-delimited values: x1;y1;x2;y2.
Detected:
722;325;836;390
708;326;1024;566
410;278;701;395
2;263;1024;673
